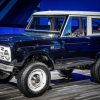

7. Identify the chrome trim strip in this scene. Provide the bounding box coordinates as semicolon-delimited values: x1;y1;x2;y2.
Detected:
0;63;14;72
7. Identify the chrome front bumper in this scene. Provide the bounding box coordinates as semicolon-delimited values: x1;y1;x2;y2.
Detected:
0;63;14;72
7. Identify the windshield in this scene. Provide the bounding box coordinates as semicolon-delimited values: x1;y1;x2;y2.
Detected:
26;16;66;32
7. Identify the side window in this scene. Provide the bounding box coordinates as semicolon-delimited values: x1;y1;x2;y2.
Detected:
71;17;79;33
63;16;87;37
92;18;100;34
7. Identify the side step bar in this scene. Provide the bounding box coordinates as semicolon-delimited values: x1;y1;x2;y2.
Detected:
54;59;94;69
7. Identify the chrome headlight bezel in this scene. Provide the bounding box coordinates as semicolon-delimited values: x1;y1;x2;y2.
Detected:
0;46;11;62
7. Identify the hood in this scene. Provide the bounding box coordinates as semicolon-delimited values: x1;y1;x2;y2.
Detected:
0;32;52;41
0;32;54;46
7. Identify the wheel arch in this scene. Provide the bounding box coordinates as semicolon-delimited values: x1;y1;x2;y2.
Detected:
22;51;54;71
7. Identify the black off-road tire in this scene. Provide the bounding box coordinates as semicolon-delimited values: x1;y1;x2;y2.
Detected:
91;58;100;83
0;70;12;83
59;69;73;77
17;62;51;97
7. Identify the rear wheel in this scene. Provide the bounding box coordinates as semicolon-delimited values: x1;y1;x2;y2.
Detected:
91;58;100;83
17;62;51;97
0;70;12;83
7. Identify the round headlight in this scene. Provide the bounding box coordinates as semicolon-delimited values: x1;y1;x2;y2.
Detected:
0;46;11;62
4;50;10;60
4;50;9;55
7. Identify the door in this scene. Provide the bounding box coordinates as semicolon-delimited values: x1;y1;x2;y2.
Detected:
61;16;92;61
89;17;100;58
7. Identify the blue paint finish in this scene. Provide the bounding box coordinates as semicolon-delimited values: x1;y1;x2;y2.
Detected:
51;41;61;50
0;30;100;68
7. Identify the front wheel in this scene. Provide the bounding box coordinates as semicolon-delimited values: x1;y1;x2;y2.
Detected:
17;62;51;97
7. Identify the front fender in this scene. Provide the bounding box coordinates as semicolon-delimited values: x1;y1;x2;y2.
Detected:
13;46;55;70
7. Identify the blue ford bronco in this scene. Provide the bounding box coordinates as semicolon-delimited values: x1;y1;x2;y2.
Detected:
0;11;100;97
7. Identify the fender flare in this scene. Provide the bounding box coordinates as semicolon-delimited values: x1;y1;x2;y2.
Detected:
23;50;55;70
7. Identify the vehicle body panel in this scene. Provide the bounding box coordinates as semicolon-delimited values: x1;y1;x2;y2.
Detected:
0;11;100;72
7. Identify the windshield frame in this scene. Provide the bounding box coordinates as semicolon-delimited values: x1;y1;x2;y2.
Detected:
25;15;67;34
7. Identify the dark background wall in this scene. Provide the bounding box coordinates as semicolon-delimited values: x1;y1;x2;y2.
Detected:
41;0;100;11
0;0;100;34
0;0;40;27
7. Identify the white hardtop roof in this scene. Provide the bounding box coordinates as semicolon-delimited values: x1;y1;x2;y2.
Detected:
33;11;100;16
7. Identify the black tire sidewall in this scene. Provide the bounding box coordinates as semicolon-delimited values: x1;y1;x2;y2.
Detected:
91;59;100;83
17;62;51;97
